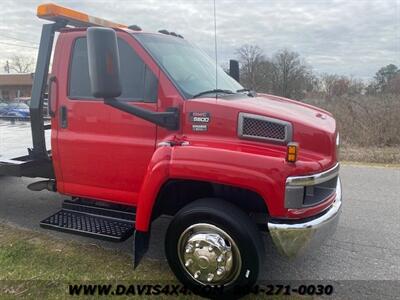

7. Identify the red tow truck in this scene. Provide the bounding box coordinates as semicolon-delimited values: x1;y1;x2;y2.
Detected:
0;4;342;293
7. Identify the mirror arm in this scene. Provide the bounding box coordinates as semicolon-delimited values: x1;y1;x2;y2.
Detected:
104;98;179;130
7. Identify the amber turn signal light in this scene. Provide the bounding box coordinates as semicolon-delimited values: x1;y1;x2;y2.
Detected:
286;142;298;163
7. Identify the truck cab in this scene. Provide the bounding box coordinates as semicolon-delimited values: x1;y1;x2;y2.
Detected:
0;4;342;295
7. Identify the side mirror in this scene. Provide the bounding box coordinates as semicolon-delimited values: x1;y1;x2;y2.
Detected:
87;27;122;98
229;59;240;83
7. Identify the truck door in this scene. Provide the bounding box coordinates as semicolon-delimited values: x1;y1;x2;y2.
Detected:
53;31;159;205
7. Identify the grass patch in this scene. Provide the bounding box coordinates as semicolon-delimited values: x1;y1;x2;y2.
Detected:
0;223;177;299
340;145;400;165
0;224;299;299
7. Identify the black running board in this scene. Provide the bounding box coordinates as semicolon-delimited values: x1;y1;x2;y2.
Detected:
40;199;136;242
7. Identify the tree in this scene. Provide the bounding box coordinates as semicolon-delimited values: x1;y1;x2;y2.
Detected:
270;49;313;99
347;77;365;96
373;64;399;93
3;55;35;73
387;74;400;94
320;73;339;99
330;77;350;97
235;46;314;99
320;74;364;99
236;44;269;91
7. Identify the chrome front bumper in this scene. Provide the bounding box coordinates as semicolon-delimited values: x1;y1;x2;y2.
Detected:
267;170;342;258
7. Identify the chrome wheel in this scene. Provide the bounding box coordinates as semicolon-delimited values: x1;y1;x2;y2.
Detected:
177;223;242;286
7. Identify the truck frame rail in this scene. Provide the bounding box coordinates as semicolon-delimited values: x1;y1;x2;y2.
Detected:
0;153;54;178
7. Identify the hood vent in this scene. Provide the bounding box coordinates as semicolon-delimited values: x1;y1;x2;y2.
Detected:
238;112;292;144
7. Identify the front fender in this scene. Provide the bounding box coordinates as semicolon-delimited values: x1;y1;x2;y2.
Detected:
135;146;172;232
135;145;285;232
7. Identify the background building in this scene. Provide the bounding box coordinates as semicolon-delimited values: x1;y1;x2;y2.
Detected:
0;73;33;101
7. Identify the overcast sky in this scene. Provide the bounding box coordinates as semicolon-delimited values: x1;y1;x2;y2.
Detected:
0;0;399;81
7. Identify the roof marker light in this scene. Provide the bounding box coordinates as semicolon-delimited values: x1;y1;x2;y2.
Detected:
128;25;142;31
158;29;170;35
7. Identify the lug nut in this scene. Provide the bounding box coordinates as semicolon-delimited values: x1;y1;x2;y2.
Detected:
207;273;214;282
216;267;225;276
194;271;201;279
217;255;224;263
195;242;200;248
208;246;213;252
185;245;193;254
185;259;193;267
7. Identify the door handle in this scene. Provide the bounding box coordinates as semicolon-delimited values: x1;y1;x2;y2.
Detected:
60;105;68;128
48;75;57;117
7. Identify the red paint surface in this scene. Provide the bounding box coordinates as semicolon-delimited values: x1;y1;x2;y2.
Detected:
51;29;338;232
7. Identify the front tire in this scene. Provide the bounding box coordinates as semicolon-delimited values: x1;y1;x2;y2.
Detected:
165;198;265;295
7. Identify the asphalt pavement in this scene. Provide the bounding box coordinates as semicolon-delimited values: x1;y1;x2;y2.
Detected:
0;164;399;299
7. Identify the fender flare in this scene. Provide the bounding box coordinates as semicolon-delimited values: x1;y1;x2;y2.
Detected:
135;145;281;232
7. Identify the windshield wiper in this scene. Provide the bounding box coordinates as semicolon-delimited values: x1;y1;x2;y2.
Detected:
237;88;257;97
192;89;235;98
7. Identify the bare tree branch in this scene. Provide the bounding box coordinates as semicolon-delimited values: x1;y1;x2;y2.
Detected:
4;55;35;73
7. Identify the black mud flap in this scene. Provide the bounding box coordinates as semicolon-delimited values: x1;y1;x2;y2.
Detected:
133;230;150;269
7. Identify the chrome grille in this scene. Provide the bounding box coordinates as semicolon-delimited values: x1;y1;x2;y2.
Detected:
238;113;292;144
285;163;340;209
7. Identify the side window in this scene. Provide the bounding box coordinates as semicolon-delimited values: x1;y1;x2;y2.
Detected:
69;37;158;102
69;38;91;98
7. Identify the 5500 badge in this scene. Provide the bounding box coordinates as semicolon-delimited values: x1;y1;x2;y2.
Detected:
190;112;210;123
190;112;210;132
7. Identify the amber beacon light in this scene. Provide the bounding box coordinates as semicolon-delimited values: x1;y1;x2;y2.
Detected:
37;3;128;28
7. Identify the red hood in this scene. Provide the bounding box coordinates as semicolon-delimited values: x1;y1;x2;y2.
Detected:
222;93;335;133
184;93;338;169
222;94;337;166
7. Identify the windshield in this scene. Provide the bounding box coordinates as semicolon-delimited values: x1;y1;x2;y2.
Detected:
134;33;243;99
